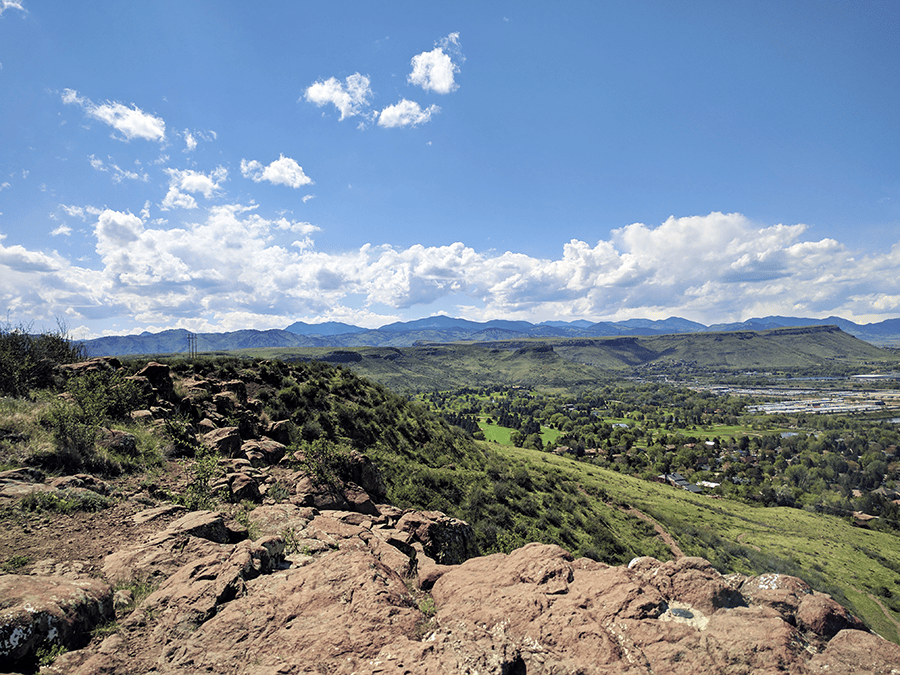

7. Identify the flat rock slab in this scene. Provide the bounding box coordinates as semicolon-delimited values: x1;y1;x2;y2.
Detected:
132;504;187;525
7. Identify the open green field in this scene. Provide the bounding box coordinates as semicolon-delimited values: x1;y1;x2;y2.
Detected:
490;442;900;643
479;421;514;445
643;423;796;442
478;420;564;448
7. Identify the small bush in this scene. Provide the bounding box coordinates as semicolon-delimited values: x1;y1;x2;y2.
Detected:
1;554;30;573
267;481;290;503
19;489;111;514
233;500;261;539
296;438;350;493
38;369;146;474
163;416;202;457
36;642;68;668
174;451;223;510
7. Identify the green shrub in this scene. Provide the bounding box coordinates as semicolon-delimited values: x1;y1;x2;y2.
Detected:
163;415;202;457
174;451;223;510
44;400;101;472
64;370;145;422
36;642;68;667
19;489;111;514
295;438;350;493
1;554;30;573
38;370;146;474
0;321;86;397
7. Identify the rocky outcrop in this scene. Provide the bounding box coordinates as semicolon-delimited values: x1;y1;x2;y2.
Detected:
395;510;477;564
0;468;110;505
38;532;900;675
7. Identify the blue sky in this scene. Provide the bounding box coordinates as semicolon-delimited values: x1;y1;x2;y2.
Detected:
1;1;898;338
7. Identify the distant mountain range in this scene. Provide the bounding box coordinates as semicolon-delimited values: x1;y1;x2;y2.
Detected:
79;314;900;357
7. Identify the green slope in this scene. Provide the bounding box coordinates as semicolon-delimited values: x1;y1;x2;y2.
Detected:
492;444;900;643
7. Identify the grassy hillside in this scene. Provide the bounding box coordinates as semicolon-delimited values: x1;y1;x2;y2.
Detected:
242;343;617;393
637;325;893;369
0;351;666;569
491;444;900;643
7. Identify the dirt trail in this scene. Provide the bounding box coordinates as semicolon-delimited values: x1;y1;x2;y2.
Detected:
736;532;761;551
850;584;900;637
623;507;685;559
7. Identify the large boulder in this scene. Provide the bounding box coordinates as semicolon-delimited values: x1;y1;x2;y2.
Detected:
394;510;477;564
201;426;242;457
136;548;419;673
797;592;866;638
0;575;112;668
264;419;296;446
0;467;52;502
341;449;388;502
134;361;176;402
628;555;744;615
241;438;286;467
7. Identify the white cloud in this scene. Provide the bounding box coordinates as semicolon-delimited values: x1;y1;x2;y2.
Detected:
181;128;215;152
61;89;165;142
51;224;72;236
58;204;101;221
161;166;227;210
377;100;440;128
241;155;313;188
88;154;149;183
304;73;372;120
409;47;459;94
161;187;197;211
4;209;900;335
0;1;24;16
0;182;10;190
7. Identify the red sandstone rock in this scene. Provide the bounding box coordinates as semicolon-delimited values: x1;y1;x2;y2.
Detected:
0;574;112;668
241;438;286;466
201;426;242;457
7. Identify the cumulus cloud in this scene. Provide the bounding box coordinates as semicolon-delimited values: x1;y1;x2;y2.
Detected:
304;73;372;120
3;209;900;335
408;34;462;94
241;155;313;188
377;100;440;128
61;89;165;142
161;166;227;210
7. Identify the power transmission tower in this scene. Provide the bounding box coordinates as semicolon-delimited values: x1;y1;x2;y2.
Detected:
187;332;197;360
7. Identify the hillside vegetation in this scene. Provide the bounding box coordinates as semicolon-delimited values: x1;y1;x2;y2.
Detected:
2;328;899;646
0;342;666;567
